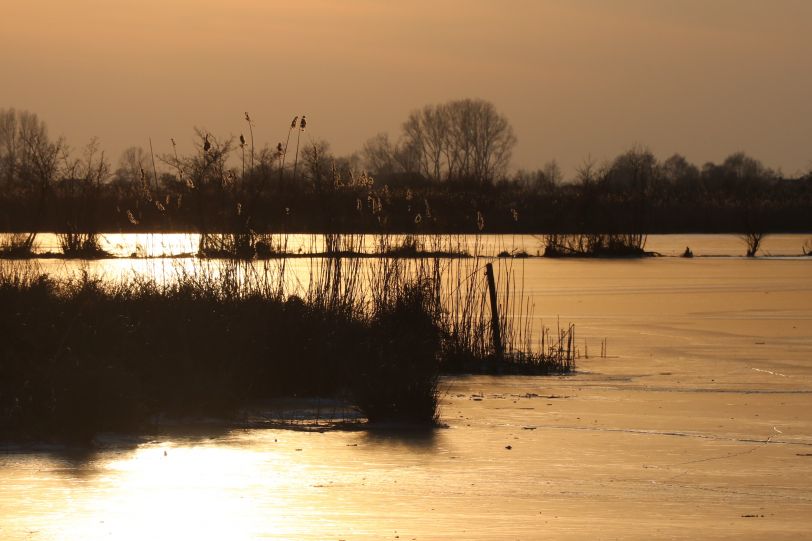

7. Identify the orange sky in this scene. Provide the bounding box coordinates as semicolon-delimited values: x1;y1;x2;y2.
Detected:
2;0;810;176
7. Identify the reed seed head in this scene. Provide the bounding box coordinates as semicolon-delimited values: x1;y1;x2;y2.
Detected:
126;210;139;225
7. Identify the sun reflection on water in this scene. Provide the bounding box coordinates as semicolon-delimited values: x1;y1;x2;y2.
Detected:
48;437;318;540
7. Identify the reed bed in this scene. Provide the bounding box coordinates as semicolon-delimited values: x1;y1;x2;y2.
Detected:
0;235;575;441
0;233;38;257
541;233;649;258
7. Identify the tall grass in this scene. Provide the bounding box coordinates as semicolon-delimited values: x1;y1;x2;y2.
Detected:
0;233;38;257
0;232;576;440
437;249;575;373
0;257;443;439
57;230;107;258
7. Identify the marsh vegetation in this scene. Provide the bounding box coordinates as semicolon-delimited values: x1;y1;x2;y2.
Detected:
0;245;575;441
0;103;807;442
1;106;809;261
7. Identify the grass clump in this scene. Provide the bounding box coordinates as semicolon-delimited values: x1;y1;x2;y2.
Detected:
0;233;38;258
0;259;445;441
541;233;650;258
377;235;470;259
352;280;442;423
57;231;108;258
437;256;576;375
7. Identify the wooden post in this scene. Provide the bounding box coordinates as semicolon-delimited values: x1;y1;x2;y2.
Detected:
485;262;503;361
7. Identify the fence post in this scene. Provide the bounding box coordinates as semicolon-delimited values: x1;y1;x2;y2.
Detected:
485;262;503;361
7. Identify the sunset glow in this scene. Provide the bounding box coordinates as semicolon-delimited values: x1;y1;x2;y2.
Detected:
3;1;810;174
2;2;811;540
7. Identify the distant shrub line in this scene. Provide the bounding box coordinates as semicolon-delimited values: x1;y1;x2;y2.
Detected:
0;106;809;247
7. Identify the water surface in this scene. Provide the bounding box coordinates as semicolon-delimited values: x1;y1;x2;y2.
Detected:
1;236;811;539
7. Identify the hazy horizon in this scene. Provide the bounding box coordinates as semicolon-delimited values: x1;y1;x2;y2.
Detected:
3;0;810;177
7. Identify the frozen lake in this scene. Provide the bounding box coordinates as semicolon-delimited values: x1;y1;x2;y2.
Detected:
1;235;811;539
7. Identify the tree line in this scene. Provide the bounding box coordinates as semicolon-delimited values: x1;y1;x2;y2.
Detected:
1;103;810;253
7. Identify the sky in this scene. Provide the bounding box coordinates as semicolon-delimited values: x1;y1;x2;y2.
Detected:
2;0;810;177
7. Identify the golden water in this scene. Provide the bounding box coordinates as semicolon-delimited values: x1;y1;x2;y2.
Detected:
7;232;810;259
1;236;811;539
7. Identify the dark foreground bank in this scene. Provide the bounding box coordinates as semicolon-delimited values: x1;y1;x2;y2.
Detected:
0;260;573;442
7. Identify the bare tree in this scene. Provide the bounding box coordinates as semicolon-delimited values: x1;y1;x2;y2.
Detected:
0;109;20;188
741;231;765;257
0;109;64;250
468;99;516;183
56;138;111;256
112;146;150;197
160;129;235;253
403;105;446;181
660;153;699;184
361;132;421;177
362;133;399;176
399;98;516;184
15;111;64;196
575;156;601;187
302;139;331;189
542;160;564;187
604;146;659;196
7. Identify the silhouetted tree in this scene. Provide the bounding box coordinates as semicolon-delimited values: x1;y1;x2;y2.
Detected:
303;139;332;190
56;137;110;255
377;98;517;184
112;146;150;198
660;153;699;184
0;108;64;247
741;231;765;257
161;129;236;251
